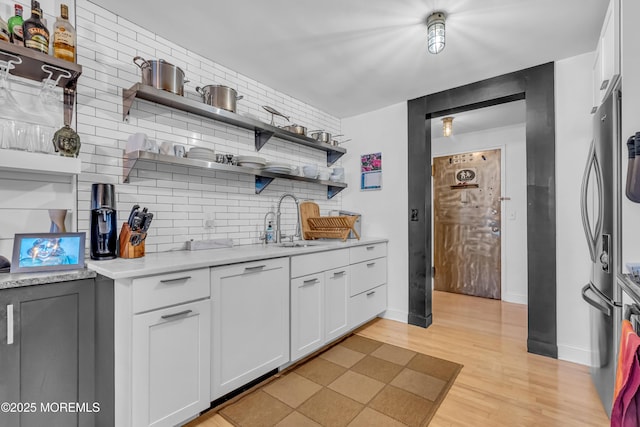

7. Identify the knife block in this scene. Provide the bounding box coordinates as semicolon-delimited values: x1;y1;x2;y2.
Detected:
119;223;146;259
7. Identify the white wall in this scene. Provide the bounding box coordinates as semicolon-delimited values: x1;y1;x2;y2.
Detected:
341;53;596;366
0;0;345;253
432;123;528;304
555;52;596;365
341;102;408;322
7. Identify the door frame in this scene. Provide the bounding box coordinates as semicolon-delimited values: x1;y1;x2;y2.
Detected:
407;62;557;358
431;146;508;301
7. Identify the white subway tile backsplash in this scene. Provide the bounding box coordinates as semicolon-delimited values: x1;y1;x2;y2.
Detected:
0;0;344;253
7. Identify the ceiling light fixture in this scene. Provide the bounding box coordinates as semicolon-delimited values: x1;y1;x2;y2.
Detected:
427;12;446;54
442;117;454;137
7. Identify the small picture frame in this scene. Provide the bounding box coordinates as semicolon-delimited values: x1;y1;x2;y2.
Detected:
361;152;382;191
10;232;86;274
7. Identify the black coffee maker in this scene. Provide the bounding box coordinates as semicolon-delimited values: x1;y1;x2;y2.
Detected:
90;183;117;260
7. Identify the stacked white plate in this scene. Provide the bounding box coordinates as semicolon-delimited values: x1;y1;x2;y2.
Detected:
186;147;216;162
236;155;267;169
263;161;294;175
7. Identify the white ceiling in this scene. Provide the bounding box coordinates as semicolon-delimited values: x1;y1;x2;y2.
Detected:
89;0;607;118
431;100;526;139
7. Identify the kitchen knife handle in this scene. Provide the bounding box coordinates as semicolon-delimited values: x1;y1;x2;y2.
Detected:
159;276;192;284
6;304;13;345
161;309;192;320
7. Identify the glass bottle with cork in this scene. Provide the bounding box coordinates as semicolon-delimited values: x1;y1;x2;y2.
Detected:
23;0;49;54
53;4;75;62
8;4;24;46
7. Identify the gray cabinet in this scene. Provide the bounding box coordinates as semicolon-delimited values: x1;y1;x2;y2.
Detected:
0;280;95;427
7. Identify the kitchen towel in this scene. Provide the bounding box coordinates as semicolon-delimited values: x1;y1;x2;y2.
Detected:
611;319;640;427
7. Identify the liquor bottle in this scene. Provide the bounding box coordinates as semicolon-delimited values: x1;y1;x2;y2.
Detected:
23;1;49;54
8;4;24;46
0;6;10;42
53;4;75;62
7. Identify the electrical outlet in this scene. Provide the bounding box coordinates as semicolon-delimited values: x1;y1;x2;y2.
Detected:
204;219;215;229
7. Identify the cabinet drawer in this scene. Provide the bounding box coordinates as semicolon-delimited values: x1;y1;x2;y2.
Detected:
350;258;387;296
291;249;349;278
350;243;387;264
212;257;288;280
349;284;387;329
133;268;210;313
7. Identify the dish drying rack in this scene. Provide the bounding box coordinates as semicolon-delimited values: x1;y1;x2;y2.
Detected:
300;201;360;241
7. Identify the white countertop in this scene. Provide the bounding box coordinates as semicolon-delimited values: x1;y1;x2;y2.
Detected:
87;238;387;280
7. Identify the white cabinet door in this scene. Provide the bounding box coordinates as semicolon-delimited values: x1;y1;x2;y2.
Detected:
211;258;290;399
291;273;324;362
132;299;211;427
324;267;349;343
349;284;388;330
594;0;620;106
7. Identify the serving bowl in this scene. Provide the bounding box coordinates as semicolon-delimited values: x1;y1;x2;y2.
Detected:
302;165;318;178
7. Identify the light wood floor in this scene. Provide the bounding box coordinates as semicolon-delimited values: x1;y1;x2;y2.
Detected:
188;291;609;427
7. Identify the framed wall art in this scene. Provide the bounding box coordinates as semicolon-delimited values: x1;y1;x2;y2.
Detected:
360;152;382;191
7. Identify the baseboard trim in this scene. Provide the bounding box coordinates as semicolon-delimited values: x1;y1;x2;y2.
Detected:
528;338;558;358
381;309;408;323
502;293;527;305
557;344;591;366
408;313;432;328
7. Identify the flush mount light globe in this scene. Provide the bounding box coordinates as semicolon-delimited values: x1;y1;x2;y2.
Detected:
442;116;453;137
427;12;446;54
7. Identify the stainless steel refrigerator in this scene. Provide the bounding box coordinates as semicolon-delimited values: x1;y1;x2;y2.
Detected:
580;81;622;417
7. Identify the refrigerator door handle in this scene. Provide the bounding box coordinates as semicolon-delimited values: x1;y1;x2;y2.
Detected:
582;283;611;316
580;140;604;263
582;282;623;317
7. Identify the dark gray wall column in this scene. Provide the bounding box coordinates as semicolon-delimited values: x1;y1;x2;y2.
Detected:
407;62;557;358
407;96;431;327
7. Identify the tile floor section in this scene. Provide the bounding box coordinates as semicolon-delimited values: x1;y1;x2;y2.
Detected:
218;335;462;427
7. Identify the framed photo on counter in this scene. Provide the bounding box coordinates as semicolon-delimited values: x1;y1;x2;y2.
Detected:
10;232;86;274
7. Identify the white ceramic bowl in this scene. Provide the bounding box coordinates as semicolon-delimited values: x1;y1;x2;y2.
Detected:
302;165;318;178
318;170;331;181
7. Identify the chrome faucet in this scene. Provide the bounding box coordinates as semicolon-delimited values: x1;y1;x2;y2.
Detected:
276;193;300;243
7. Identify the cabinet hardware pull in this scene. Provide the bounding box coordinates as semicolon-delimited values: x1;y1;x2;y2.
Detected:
303;278;319;286
366;291;376;296
7;304;13;345
245;265;266;271
366;246;375;250
160;276;192;283
366;262;376;267
333;270;346;276
161;309;192;320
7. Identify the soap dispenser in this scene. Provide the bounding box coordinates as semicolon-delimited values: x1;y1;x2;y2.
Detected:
266;221;274;244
